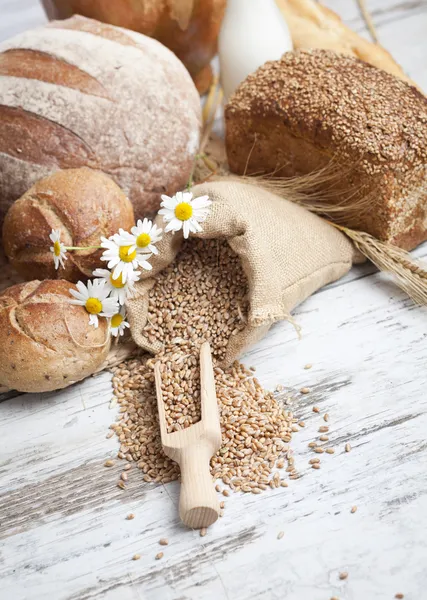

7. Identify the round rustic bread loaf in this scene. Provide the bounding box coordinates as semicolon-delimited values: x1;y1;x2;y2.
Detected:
0;15;201;222
3;168;135;282
41;0;226;94
0;279;111;393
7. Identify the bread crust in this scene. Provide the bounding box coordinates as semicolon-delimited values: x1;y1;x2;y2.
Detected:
0;279;111;393
0;16;201;221
41;0;226;94
277;0;415;87
3;168;135;282
225;50;427;250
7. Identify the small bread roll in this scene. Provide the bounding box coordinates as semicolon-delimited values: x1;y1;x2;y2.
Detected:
3;168;135;282
0;279;111;393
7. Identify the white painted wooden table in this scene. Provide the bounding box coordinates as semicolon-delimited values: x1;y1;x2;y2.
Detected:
1;2;427;599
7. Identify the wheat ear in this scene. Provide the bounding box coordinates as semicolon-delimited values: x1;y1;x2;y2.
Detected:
333;225;427;306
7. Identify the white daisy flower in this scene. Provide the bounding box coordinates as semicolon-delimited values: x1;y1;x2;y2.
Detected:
100;235;152;283
158;191;212;239
113;220;162;256
110;308;130;337
69;279;119;328
49;229;68;270
92;267;140;306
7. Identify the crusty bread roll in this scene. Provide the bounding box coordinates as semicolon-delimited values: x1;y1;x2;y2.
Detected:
276;0;415;87
3;168;135;282
0;280;111;393
0;15;201;222
41;0;226;94
225;50;427;250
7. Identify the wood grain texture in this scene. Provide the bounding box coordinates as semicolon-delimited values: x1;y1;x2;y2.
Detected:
154;342;222;529
1;1;427;599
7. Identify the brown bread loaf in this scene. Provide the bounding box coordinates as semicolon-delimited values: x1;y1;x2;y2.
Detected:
3;168;135;282
41;0;226;95
276;0;415;87
0;280;111;393
225;49;427;250
0;15;201;222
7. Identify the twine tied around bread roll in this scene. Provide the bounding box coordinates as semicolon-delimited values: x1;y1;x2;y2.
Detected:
64;312;112;350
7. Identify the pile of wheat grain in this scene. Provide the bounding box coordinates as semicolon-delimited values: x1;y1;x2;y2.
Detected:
110;239;298;492
144;238;249;432
110;357;297;492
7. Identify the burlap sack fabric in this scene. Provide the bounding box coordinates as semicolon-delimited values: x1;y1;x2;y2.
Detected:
126;180;361;365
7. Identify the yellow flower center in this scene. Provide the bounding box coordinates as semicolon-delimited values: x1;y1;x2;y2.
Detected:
175;202;193;221
136;233;151;248
118;245;137;263
111;313;123;328
85;297;102;315
110;272;125;289
53;241;61;257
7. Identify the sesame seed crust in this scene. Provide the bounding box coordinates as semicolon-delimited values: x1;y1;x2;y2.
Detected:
227;49;427;175
225;49;427;249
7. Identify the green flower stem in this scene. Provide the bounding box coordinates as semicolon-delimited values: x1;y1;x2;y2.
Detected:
186;153;207;190
64;246;102;250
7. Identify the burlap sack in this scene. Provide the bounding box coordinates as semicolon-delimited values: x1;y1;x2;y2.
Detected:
126;180;360;365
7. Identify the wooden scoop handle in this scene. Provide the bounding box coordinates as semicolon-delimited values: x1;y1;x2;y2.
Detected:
179;443;220;529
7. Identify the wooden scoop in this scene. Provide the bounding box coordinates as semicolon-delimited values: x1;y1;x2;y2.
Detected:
154;342;222;529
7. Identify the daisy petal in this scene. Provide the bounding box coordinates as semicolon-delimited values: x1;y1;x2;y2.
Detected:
192;195;212;210
89;314;99;328
69;298;85;306
158;208;175;221
165;218;183;233
183;220;190;239
189;219;203;234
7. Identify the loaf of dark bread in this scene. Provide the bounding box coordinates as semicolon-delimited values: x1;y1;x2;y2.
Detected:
225;49;427;250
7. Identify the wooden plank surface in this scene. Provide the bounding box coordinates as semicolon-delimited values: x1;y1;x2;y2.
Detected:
1;2;427;600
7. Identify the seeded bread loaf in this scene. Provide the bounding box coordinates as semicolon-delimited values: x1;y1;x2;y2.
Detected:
276;0;415;87
0;279;110;393
0;15;201;222
225;50;427;250
3;168;135;283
